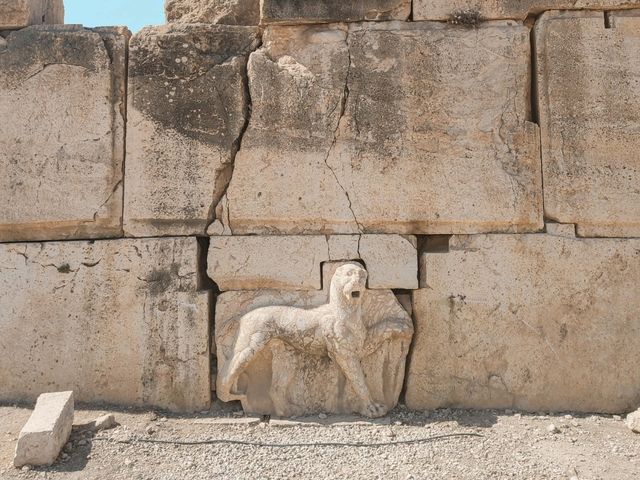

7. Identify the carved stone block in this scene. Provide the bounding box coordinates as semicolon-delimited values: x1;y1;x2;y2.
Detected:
165;0;260;25
406;234;640;413
208;235;418;291
536;11;640;237
413;1;640;21
0;0;64;30
124;24;260;237
260;0;411;24
227;22;542;235
0;25;127;242
216;262;413;417
0;237;210;412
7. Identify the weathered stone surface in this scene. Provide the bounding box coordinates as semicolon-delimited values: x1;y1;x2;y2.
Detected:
0;238;210;412
13;391;73;468
165;0;260;25
413;1;640;21
546;222;576;238
227;22;542;235
406;234;640;413
0;0;63;30
536;11;640;238
0;25;128;242
216;262;413;417
261;0;410;24
124;24;260;237
208;235;418;291
627;408;640;433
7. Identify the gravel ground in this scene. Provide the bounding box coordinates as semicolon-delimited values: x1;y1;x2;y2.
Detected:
1;402;639;480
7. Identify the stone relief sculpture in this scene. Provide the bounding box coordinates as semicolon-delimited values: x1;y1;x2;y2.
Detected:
216;263;414;418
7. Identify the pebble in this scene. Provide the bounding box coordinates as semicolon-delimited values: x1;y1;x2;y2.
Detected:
318;413;327;419
547;424;560;434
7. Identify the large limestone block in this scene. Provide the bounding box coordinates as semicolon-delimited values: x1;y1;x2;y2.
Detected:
0;0;63;30
260;0;410;24
406;234;640;413
227;22;542;235
165;0;260;25
215;262;413;417
536;11;640;237
124;24;260;237
0;25;128;242
208;235;418;291
0;238;210;412
13;392;73;468
413;1;640;21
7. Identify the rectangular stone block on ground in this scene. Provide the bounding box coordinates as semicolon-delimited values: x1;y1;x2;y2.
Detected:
227;22;542;235
208;235;418;291
0;237;210;412
165;0;260;25
0;0;63;30
0;25;128;242
536;11;640;237
406;233;640;413
13;391;73;468
260;0;410;24
413;1;640;21
124;24;260;237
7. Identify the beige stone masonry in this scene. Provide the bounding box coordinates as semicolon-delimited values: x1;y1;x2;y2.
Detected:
0;25;128;242
536;10;640;238
208;235;418;291
0;0;63;30
0;237;210;412
13;392;73;468
413;1;640;21
165;0;260;25
406;234;640;413
260;0;411;24
124;24;261;237
227;22;542;235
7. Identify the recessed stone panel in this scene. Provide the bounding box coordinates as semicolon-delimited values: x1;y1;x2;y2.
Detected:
0;25;128;242
406;234;640;413
536;11;640;237
227;22;542;235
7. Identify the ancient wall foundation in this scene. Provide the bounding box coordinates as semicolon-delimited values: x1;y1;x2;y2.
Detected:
1;0;639;415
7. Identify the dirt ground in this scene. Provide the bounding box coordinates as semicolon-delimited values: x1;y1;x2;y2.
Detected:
1;402;639;480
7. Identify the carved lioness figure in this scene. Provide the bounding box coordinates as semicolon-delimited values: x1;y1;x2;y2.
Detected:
217;263;412;418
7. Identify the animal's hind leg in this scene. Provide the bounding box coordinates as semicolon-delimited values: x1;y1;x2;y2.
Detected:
219;330;271;398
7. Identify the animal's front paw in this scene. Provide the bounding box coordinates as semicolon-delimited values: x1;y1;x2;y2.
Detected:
361;403;387;418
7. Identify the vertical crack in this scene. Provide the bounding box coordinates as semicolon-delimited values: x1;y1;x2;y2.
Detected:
322;28;364;234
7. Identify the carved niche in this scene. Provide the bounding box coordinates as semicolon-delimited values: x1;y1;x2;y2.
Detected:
215;262;414;418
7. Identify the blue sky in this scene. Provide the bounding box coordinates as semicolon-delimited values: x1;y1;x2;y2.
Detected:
65;0;165;32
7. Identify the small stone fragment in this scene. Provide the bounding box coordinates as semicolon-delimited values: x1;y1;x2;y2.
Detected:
626;409;640;433
13;391;74;468
91;414;117;432
547;424;560;434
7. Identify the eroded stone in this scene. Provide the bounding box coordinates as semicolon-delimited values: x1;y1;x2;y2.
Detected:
216;262;413;417
0;238;210;412
0;0;63;30
227;22;542;235
165;0;260;25
413;1;640;21
536;11;640;237
207;235;418;291
124;24;260;237
0;25;128;242
13;391;73;468
406;234;640;413
260;0;410;24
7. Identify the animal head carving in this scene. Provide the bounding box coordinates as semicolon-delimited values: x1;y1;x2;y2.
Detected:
330;263;368;306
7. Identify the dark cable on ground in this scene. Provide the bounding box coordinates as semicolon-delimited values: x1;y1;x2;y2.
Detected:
94;432;483;449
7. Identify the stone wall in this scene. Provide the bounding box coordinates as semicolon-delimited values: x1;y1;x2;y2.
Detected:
0;0;639;414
